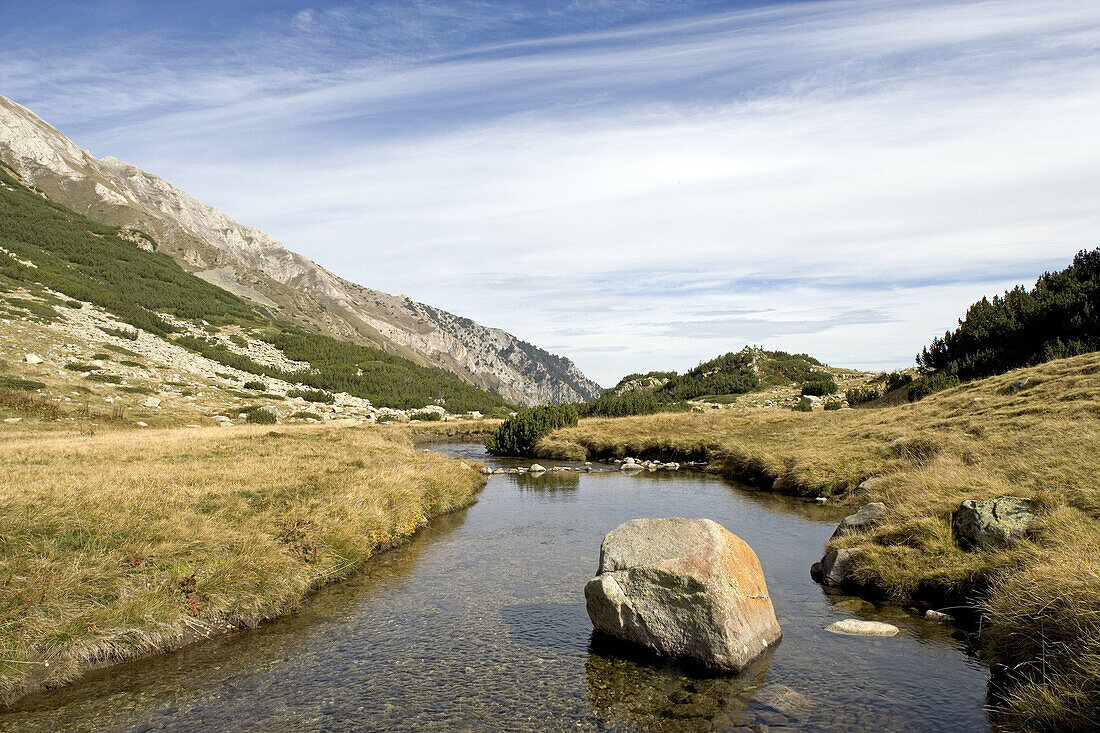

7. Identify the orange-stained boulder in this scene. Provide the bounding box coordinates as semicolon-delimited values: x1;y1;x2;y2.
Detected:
585;517;781;671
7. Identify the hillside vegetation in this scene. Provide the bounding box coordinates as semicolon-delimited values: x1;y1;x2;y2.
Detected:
538;352;1100;730
0;164;508;413
918;248;1100;381
0;423;483;704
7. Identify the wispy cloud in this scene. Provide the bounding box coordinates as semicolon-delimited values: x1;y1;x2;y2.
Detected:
3;0;1099;385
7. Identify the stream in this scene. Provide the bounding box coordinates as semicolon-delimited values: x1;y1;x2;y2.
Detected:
3;443;991;732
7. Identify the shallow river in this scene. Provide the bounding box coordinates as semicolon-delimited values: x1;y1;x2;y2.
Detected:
4;444;991;732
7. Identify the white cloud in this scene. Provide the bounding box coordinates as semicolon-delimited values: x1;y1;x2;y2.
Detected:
4;0;1100;385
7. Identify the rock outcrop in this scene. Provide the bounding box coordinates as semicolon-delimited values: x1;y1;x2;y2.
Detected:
0;94;601;407
810;548;856;588
951;496;1035;551
585;518;781;671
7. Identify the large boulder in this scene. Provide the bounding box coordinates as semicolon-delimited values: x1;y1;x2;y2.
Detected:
830;502;887;539
584;518;781;671
951;496;1035;551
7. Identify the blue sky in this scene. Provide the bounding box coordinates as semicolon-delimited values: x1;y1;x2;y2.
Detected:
3;0;1099;385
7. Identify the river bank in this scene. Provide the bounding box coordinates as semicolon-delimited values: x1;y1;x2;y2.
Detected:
0;423;485;706
535;352;1100;730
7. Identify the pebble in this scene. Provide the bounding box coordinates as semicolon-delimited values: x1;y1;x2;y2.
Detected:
826;619;899;636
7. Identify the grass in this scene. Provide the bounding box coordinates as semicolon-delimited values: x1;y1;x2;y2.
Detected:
0;423;484;705
539;352;1100;730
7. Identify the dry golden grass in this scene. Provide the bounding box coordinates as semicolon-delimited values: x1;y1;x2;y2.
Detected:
0;423;483;705
541;352;1100;730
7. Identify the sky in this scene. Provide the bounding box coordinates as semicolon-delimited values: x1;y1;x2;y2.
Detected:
2;0;1099;386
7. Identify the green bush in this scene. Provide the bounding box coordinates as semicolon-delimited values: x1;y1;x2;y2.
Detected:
84;373;121;384
229;334;248;347
485;404;579;457
104;344;139;357
287;388;335;404
91;353;110;361
409;410;442;421
101;327;139;341
64;362;98;372
824;400;843;411
241;405;277;424
792;401;814;412
291;411;321;421
846;386;881;405
884;372;913;392
580;389;690;418
907;372;961;401
243;380;266;391
800;372;838;396
0;376;45;391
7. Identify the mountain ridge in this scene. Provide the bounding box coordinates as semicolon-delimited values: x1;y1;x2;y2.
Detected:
0;94;601;406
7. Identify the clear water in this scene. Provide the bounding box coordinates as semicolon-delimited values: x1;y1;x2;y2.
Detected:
3;444;990;732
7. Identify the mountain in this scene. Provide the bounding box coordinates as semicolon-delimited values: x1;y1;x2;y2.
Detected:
0;94;601;406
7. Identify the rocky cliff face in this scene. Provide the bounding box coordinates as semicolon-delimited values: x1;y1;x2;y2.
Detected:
0;94;601;405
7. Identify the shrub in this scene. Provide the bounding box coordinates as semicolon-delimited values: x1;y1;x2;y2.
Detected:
580;389;690;418
792;401;814;412
884;372;913;392
91;353;110;361
104;344;140;357
846;386;881;405
287;388;335;404
0;388;60;418
485;404;579;456
0;376;45;391
102;327;138;341
824;400;843;411
65;362;99;372
409;410;442;421
291;411;321;421
243;380;266;391
800;372;838;396
119;360;144;368
907;372;960;401
229;334;248;347
241;406;277;424
84;373;122;384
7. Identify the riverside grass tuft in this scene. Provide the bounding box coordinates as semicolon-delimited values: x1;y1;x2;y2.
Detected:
538;351;1100;730
0;423;484;706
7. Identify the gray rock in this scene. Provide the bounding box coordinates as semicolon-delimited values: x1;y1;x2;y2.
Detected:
925;609;954;623
826;619;899;636
830;502;887;539
952;496;1035;551
585;518;782;671
620;462;644;472
799;395;820;408
810;548;855;587
1009;376;1030;392
142;396;162;409
529;464;546;473
24;353;43;364
752;683;814;722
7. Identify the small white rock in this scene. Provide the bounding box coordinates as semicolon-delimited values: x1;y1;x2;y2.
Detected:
4;417;23;423
24;353;44;364
826;619;899;637
925;609;955;623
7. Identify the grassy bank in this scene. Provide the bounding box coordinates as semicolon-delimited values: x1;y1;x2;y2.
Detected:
0;423;484;705
538;352;1100;730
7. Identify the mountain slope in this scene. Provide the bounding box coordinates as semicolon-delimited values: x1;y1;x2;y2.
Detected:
0;94;601;406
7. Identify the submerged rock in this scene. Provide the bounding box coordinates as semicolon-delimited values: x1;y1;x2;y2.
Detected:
584;517;781;671
826;619;899;637
951;496;1035;551
831;502;887;539
925;609;955;623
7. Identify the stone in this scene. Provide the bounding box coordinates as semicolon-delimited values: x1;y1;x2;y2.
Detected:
799;395;819;408
1009;376;1030;392
4;417;23;423
620;462;644;472
142;397;162;409
925;609;954;623
832;598;868;614
752;683;814;722
951;496;1035;551
810;548;855;588
830;502;887;539
585;518;782;671
814;497;828;504
623;457;636;464
529;464;547;473
24;353;43;364
135;421;148;427
826;619;899;637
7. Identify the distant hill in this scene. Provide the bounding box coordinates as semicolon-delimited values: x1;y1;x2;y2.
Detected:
0;94;601;406
605;347;840;401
